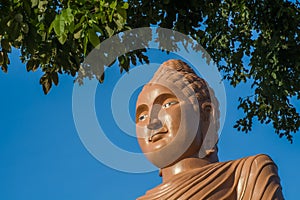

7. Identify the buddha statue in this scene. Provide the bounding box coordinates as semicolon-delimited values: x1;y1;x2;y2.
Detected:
135;59;283;200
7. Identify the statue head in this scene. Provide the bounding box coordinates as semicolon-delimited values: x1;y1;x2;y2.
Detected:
136;59;219;168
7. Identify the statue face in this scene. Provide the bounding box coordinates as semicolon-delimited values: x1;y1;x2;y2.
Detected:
136;84;181;153
136;83;200;168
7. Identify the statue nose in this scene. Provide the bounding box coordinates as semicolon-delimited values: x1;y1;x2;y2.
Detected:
147;104;163;130
147;118;162;130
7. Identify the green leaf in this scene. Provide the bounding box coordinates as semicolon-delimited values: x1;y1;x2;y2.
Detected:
31;0;39;7
116;7;127;21
58;33;67;44
114;18;124;30
42;79;51;94
92;24;104;35
52;72;59;86
32;62;39;72
62;8;74;25
105;25;114;37
122;2;129;9
0;52;4;65
26;60;34;71
1;63;8;73
40;75;52;94
53;15;65;36
271;72;277;79
69;21;75;33
74;29;82;39
4;53;10;65
1;39;11;52
110;1;117;9
38;0;48;11
83;34;88;55
7;19;14;27
26;60;39;72
88;29;100;48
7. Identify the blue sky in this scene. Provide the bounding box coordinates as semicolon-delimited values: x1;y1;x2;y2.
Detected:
0;47;300;200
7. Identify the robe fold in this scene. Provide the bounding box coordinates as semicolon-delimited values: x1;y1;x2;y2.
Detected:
137;154;283;200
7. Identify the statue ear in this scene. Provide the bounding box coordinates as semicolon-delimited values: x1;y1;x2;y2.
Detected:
201;102;214;122
199;102;219;161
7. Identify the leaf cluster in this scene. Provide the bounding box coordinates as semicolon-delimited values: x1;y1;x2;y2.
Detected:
126;0;300;142
0;0;130;93
0;0;299;141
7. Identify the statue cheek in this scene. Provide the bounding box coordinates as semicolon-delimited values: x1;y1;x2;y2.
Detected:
164;107;181;126
136;125;148;139
137;138;147;152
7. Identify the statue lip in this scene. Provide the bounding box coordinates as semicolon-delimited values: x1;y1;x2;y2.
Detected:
149;129;168;142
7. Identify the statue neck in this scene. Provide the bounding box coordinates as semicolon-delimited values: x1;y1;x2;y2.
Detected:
161;157;212;182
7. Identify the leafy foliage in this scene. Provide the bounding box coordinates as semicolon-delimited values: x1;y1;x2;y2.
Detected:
0;0;299;142
0;0;130;93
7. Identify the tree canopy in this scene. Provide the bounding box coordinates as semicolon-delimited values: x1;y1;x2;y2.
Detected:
0;0;299;142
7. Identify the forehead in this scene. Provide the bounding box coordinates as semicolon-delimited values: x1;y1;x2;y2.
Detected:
136;84;175;106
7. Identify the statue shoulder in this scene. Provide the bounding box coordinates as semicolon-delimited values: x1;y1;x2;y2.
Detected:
236;154;284;200
242;154;279;172
247;153;276;163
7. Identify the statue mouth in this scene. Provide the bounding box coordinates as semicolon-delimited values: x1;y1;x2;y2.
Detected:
148;130;168;142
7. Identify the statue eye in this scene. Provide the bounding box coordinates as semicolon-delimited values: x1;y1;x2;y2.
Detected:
162;101;178;109
139;114;148;122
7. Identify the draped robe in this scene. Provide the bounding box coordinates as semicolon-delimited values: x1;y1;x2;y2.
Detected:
137;154;283;200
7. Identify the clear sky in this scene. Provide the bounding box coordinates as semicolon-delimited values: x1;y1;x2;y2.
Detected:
0;47;300;200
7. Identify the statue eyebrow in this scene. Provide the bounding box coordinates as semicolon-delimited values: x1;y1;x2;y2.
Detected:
136;104;148;121
153;93;177;105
